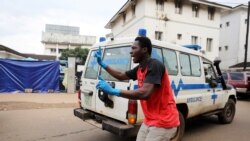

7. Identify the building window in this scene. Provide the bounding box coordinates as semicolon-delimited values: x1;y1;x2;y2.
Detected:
50;48;56;53
219;47;222;51
175;0;182;14
59;49;64;53
155;31;163;41
208;7;215;20
122;12;126;24
225;46;228;51
220;24;222;28
192;3;199;17
206;38;213;52
226;22;230;27
131;4;136;16
177;34;182;40
191;36;198;44
156;0;164;11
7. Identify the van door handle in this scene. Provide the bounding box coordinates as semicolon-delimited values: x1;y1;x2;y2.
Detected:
82;89;93;96
207;89;211;92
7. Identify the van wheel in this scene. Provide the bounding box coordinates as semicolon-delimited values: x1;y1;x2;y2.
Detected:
171;112;185;141
218;99;235;124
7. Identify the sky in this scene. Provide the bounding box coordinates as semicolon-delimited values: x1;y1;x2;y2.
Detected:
0;0;249;54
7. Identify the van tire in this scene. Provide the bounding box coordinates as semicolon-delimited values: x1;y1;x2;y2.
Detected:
171;112;185;141
218;99;235;124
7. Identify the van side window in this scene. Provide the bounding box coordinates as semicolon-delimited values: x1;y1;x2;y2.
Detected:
222;73;228;80
180;53;191;75
162;49;178;75
203;63;216;83
101;47;131;81
151;47;163;62
190;55;201;76
180;53;201;76
85;50;99;79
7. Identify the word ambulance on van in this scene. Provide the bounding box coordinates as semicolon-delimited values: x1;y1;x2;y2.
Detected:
74;29;236;141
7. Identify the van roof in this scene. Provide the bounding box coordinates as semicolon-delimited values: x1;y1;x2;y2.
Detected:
92;37;211;61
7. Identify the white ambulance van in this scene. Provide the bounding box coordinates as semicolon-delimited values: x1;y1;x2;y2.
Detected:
74;29;236;141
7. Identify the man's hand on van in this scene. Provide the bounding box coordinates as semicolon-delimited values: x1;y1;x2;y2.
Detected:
96;75;120;96
94;46;108;69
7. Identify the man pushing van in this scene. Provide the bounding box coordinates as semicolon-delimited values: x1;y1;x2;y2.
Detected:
95;35;180;141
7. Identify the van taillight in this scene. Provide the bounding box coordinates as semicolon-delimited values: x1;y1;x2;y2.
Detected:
77;90;82;108
127;99;137;124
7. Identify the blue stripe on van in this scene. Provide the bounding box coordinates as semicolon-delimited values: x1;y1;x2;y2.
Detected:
133;79;222;97
171;79;222;97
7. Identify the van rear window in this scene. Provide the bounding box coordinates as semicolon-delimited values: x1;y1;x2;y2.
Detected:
222;73;228;80
84;50;99;79
101;47;131;81
229;73;244;80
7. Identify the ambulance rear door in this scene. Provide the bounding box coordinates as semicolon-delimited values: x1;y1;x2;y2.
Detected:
96;46;132;123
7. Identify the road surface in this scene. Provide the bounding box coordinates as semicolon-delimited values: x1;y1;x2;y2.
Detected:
0;94;250;141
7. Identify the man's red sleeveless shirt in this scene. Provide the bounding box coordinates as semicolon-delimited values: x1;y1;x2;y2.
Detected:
126;59;180;128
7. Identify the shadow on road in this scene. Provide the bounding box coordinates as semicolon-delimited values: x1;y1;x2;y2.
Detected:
184;115;220;135
237;96;250;101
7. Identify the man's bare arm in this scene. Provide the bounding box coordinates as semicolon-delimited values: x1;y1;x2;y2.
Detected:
119;83;155;100
104;66;130;80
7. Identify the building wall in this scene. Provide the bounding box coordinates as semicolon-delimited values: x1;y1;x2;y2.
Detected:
42;32;96;46
0;51;25;59
239;9;248;62
219;7;249;70
45;24;79;35
109;0;224;61
111;0;146;37
42;25;96;59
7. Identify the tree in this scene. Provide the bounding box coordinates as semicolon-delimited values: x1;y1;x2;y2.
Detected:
60;47;89;65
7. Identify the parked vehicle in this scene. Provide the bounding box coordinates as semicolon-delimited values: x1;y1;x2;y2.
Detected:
74;29;237;141
222;71;250;98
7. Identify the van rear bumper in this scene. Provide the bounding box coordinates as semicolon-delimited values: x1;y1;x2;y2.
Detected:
235;88;250;96
73;108;140;137
236;88;248;93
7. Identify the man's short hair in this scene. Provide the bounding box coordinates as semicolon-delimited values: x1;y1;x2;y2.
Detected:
135;36;152;55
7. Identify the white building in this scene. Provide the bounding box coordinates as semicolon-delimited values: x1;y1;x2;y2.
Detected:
219;5;249;70
0;44;25;59
0;44;56;60
105;0;230;60
42;24;96;59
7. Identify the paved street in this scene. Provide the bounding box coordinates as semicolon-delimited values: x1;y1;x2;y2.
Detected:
0;93;77;111
183;98;250;141
0;93;76;104
0;108;132;141
0;94;250;141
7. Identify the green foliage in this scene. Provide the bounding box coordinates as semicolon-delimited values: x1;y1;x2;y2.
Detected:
60;47;89;65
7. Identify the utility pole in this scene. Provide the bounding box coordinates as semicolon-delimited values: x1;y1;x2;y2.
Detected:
244;1;250;71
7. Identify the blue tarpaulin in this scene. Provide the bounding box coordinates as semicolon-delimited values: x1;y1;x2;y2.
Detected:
0;59;60;93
